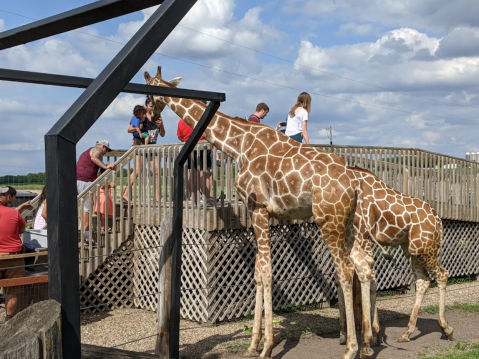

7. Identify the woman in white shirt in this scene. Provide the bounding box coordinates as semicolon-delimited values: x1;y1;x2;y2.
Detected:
33;186;47;230
285;92;311;144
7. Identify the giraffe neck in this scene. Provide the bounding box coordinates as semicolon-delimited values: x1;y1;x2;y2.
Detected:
164;96;245;162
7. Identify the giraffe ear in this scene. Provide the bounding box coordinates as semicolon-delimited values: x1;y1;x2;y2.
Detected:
144;71;152;83
156;66;162;79
168;77;182;87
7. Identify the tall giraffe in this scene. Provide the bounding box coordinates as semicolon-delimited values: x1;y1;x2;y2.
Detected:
341;167;453;356
145;66;362;359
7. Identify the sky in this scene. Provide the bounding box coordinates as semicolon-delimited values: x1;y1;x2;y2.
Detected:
2;0;479;175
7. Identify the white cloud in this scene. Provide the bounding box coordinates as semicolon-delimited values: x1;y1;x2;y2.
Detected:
0;39;98;77
102;94;146;119
0;19;5;31
110;0;281;62
282;0;479;33
337;22;375;36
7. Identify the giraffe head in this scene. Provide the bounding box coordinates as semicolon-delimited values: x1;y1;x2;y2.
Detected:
144;66;182;119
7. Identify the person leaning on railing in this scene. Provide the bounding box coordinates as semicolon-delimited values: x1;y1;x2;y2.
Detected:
77;140;116;243
0;186;27;321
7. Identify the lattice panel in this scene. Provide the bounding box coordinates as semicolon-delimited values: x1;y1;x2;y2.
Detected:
131;225;210;322
203;223;337;323
80;237;134;314
131;225;162;310
441;219;479;277
83;219;479;323
372;246;413;291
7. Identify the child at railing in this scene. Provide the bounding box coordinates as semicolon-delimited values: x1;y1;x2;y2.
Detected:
130;105;150;146
94;182;115;230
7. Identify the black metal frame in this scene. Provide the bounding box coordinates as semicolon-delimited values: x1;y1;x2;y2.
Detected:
0;1;225;358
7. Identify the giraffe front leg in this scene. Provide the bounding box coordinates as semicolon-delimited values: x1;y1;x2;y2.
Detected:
370;274;381;346
244;208;274;359
399;277;430;342
350;246;374;358
337;267;359;359
244;258;263;357
335;274;347;345
398;254;432;343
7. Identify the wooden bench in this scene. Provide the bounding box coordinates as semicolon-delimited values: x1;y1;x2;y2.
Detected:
0;252;49;288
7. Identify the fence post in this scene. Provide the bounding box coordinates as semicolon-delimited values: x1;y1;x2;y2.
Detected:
156;215;173;358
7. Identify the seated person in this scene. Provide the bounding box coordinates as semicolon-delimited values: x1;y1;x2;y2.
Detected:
0;186;27;321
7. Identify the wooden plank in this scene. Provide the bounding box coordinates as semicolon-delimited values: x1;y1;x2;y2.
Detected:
82;344;158;359
0;252;48;260
0;274;49;288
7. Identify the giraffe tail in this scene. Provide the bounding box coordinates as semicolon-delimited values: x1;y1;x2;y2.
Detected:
437;214;445;260
370;235;393;261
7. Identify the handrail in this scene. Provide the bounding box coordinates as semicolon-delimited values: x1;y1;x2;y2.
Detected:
77;146;136;199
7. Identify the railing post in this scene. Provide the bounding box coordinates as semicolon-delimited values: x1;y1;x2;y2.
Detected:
156;215;173;358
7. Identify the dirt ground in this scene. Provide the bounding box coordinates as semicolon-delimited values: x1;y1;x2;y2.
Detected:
77;281;479;359
217;309;479;359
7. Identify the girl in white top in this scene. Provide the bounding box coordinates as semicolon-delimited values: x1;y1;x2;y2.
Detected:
285;92;312;144
33;186;47;230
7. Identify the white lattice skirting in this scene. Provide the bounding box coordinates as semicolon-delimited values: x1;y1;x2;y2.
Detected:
79;219;479;322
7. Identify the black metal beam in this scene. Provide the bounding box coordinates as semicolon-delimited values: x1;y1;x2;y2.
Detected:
0;68;226;102
44;135;79;358
0;0;164;50
171;100;220;358
44;0;199;358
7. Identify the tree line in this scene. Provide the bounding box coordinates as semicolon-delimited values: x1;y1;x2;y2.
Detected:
0;172;46;185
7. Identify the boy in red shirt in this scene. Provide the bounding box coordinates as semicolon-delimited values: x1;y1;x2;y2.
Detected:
0;186;27;321
177;119;213;206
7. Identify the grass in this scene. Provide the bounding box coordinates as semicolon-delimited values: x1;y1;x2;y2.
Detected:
417;342;479;359
2;183;45;191
422;302;479;315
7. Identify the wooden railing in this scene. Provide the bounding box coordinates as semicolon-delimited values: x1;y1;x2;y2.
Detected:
21;143;479;282
315;145;479;222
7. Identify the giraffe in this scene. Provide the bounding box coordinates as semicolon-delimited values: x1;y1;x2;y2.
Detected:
145;66;363;359
338;166;453;356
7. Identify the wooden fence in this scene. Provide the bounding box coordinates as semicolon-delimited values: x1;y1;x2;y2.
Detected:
72;143;479;321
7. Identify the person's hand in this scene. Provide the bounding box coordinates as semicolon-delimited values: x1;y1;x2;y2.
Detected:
156;116;163;126
106;163;116;170
109;183;116;188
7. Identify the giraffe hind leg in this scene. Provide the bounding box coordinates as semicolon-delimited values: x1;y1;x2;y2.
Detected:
433;264;454;340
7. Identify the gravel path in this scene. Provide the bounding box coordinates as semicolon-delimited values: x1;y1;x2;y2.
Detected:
77;280;479;358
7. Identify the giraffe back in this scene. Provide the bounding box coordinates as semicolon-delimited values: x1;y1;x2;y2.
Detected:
349;166;442;256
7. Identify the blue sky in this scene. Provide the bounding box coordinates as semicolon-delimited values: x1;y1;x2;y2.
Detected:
2;0;479;175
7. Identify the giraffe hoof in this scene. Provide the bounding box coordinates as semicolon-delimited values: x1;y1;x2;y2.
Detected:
360;347;374;358
397;336;410;343
242;348;260;357
339;334;347;345
445;327;454;341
